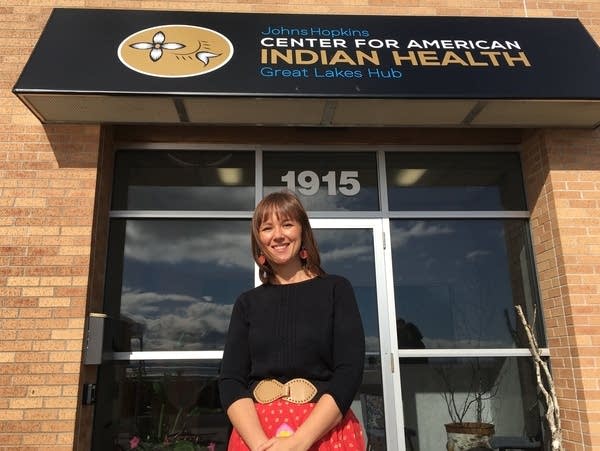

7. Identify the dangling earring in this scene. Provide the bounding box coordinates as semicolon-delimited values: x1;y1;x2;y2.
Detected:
299;247;308;261
257;254;266;266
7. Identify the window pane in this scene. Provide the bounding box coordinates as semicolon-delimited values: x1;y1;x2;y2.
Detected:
263;151;379;211
391;220;544;349
112;150;255;210
103;219;253;352
92;360;229;451
386;152;527;211
400;357;543;451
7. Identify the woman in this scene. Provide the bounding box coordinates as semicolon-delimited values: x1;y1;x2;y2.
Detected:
219;191;366;451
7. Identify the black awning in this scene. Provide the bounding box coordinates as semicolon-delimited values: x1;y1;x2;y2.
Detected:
13;8;600;127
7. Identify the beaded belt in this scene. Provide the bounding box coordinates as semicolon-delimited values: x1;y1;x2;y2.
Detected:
253;378;318;404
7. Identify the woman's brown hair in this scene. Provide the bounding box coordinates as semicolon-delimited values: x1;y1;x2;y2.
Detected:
251;191;325;283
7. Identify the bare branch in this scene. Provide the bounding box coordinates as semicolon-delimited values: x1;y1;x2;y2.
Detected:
515;305;563;450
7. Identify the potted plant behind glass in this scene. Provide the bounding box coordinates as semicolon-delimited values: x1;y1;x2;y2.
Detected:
439;358;502;451
128;369;217;451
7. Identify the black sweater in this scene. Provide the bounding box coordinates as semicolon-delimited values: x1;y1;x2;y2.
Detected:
219;274;365;415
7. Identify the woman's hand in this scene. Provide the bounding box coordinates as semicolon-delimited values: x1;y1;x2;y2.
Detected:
227;398;270;451
256;394;342;451
254;435;308;451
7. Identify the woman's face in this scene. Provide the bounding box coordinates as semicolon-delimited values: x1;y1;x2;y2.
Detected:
258;213;303;268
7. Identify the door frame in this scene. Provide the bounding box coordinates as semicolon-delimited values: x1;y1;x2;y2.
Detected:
305;218;405;451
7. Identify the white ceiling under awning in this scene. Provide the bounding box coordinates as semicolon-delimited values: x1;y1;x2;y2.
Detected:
18;94;600;128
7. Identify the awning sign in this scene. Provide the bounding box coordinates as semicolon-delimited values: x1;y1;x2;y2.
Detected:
14;8;600;99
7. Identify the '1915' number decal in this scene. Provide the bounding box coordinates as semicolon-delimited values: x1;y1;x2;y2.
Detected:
281;171;360;196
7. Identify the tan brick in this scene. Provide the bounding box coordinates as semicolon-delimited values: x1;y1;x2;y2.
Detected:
0;352;15;363
38;297;70;307
32;340;66;351
0;308;18;318
38;276;72;286
71;275;89;286
15;351;49;363
29;185;64;196
28;363;64;374
56;432;77;445
61;363;81;374
41;235;91;246
24;409;59;420
54;286;86;297
67;318;85;329
45;374;79;386
7;318;69;330
50;329;83;340
28;386;63;397
48;351;81;362
0;433;22;445
0;409;24;421
0;341;31;352
21;433;58;445
43;397;77;409
6;277;39;286
11;375;46;386
18;308;52;318
8;397;43;409
17;329;52;340
58;409;76;420
57;246;90;256
25;265;84;276
0;420;43;433
0;226;28;236
28;226;61;235
0;287;21;296
52;307;85;318
27;246;59;256
4;296;37;308
60;226;92;235
21;287;54;297
65;340;83;351
61;385;79;397
0;386;27;398
13;197;46;207
41;420;75;432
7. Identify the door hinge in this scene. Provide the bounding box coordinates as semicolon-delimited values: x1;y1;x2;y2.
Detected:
82;383;97;405
382;230;387;250
390;353;395;373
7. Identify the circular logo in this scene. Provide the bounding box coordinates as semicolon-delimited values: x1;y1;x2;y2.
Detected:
118;24;234;78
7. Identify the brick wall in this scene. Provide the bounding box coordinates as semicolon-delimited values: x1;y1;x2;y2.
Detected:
2;4;102;448
1;0;599;449
522;128;600;450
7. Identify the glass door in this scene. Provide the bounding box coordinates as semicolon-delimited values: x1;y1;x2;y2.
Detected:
310;219;401;451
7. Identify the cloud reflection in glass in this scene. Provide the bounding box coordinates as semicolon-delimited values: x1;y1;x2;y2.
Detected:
116;219;253;351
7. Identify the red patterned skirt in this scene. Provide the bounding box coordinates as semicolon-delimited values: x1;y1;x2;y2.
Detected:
227;399;365;450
